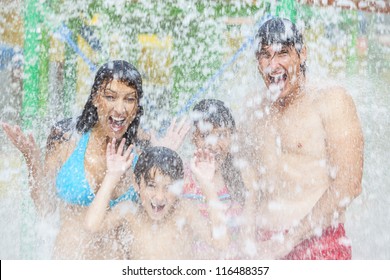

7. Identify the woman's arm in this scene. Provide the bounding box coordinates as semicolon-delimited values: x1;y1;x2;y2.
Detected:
2;123;63;216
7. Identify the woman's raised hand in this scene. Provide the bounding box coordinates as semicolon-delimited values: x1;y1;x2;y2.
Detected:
2;123;40;167
106;138;134;179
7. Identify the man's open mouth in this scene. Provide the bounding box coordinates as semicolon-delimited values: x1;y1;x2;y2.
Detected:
269;73;287;84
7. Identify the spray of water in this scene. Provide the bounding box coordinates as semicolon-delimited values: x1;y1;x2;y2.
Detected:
0;0;389;259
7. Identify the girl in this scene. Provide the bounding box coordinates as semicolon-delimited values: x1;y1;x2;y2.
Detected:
183;98;248;258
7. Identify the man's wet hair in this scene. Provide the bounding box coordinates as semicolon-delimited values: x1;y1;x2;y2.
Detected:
76;60;144;147
134;146;184;186
255;17;306;75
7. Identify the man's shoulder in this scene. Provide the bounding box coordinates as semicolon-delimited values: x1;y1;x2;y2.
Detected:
308;81;350;104
317;84;348;97
310;84;357;119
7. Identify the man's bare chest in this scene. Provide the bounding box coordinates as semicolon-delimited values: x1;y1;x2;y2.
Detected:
258;108;327;159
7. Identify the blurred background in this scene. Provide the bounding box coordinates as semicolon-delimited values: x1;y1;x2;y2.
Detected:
0;0;389;259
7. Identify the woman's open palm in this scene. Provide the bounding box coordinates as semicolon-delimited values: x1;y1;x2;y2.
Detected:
2;123;40;165
106;138;134;178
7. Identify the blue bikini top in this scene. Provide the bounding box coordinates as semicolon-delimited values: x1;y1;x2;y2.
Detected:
56;131;138;207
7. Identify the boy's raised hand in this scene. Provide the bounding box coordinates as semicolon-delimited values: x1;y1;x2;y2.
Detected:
106;138;134;179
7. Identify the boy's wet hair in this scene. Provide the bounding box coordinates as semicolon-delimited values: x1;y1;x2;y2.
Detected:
255;18;306;75
134;146;184;185
192;99;235;132
76;60;144;147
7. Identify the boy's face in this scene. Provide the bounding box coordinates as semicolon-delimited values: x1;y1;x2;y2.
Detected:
137;168;181;221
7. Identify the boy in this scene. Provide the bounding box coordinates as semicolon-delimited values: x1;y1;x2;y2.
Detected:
85;139;229;259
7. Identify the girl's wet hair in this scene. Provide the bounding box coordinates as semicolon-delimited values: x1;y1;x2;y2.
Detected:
255;17;306;75
192;99;246;206
192;99;236;132
134;146;184;186
76;60;144;147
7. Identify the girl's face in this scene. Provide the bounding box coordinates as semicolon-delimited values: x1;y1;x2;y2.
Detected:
94;79;138;139
137;168;180;221
192;121;232;161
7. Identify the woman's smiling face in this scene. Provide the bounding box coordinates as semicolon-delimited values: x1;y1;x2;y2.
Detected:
94;79;138;139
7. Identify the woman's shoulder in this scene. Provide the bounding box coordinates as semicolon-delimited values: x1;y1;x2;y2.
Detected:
45;118;80;166
46;118;77;150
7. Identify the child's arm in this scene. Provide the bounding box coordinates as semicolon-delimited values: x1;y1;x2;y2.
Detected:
85;138;135;233
189;149;230;250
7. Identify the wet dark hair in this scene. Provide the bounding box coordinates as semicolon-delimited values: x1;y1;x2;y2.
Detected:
46;117;74;151
192;99;246;206
76;60;144;147
134;146;184;186
192;99;235;132
255;18;306;75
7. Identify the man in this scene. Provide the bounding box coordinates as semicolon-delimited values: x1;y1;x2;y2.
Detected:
237;17;364;259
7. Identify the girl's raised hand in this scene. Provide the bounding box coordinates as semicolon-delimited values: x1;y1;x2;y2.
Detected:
190;148;216;186
150;117;190;151
106;138;134;179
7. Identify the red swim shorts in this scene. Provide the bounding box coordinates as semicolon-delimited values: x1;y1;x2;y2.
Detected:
283;223;352;260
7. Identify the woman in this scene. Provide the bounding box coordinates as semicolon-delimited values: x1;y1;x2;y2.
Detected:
2;60;143;259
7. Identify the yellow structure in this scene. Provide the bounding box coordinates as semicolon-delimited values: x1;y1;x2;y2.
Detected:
138;34;172;86
76;35;97;109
